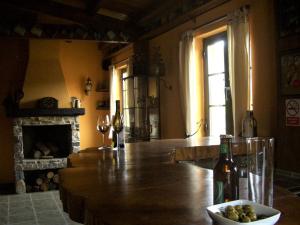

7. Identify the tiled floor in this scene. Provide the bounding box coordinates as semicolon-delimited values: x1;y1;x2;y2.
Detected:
0;191;82;225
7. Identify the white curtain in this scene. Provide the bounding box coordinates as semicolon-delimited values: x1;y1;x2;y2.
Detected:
179;31;198;137
227;7;250;136
109;65;117;138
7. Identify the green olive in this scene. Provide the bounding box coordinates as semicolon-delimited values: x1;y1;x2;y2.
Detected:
242;215;251;223
236;208;244;216
247;212;257;221
239;213;246;219
226;206;235;212
227;212;239;221
234;205;243;211
243;205;255;213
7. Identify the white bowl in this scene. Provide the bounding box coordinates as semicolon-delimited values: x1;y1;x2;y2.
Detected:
206;200;281;225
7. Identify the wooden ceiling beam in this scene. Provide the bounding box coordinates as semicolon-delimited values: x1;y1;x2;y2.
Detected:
87;0;103;15
0;0;135;32
138;0;178;26
139;0;230;40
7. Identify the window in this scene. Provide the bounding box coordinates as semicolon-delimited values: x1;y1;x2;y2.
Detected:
203;32;233;137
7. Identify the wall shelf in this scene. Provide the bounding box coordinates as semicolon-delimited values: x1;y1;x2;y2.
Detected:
96;107;110;110
96;89;109;92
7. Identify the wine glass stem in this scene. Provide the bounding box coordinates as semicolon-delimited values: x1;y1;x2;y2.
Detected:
116;133;119;150
102;133;105;147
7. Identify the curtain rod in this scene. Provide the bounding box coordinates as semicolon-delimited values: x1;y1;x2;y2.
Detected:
112;58;129;68
193;15;227;32
192;4;250;32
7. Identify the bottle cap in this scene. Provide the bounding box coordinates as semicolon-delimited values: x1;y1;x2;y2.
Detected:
220;134;233;139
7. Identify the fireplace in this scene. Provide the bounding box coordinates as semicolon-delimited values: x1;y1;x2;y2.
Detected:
12;108;84;193
22;125;72;159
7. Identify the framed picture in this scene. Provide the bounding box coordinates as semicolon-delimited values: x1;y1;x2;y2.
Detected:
280;50;300;95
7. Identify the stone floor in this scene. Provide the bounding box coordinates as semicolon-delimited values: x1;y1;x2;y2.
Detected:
0;191;82;225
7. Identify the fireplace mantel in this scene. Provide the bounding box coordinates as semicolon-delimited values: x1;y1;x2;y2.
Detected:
9;108;85;117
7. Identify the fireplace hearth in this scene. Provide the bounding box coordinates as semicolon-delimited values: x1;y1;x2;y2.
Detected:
12;110;84;194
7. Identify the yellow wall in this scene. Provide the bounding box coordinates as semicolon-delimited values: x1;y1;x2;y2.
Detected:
60;40;109;148
21;40;70;108
0;40;107;183
148;0;276;138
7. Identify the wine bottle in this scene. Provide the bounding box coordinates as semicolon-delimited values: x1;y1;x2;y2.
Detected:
242;110;257;137
112;100;124;150
112;100;123;133
238;158;248;200
213;135;239;204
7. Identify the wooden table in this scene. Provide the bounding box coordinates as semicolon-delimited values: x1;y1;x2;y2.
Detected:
60;139;300;225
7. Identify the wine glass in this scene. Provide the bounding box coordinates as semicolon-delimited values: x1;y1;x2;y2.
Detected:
112;114;124;150
97;114;111;150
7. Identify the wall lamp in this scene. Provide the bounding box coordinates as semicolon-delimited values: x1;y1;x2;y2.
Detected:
85;77;93;95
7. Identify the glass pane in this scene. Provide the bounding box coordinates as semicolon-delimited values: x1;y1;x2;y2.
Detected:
123;78;134;108
122;71;128;78
207;40;224;74
149;108;159;138
148;77;157;97
134;77;147;108
123;108;134;139
135;108;146;128
209;106;226;137
208;73;225;106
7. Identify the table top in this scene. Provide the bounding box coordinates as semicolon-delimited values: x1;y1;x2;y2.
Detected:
67;137;245;167
60;139;300;225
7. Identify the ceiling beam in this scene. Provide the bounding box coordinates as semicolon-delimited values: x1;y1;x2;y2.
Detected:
87;0;103;15
139;0;230;40
138;0;178;26
0;0;135;32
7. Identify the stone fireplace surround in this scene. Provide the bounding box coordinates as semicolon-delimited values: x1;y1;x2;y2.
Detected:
12;109;84;193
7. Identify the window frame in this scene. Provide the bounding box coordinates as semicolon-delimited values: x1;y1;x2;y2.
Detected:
203;31;233;136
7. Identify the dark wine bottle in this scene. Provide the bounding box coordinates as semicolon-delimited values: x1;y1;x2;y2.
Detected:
112;130;117;148
112;100;123;133
213;135;239;204
112;100;124;150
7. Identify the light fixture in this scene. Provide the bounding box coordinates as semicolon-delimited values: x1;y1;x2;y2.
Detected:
85;77;93;95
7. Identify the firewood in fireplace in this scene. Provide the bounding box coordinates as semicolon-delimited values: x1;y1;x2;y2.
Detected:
53;174;59;184
36;142;51;156
40;182;49;192
46;142;59;154
47;171;54;179
16;180;26;194
36;178;43;186
34;150;42;159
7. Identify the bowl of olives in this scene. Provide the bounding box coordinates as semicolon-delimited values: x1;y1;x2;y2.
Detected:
206;200;281;225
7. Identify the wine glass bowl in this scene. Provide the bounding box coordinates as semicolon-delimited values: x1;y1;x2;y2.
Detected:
97;114;111;150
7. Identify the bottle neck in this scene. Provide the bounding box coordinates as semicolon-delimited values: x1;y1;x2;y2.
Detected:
115;100;120;114
219;141;232;160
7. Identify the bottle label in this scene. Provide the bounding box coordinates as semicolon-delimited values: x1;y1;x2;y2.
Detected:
220;144;228;154
214;181;224;204
239;177;248;200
